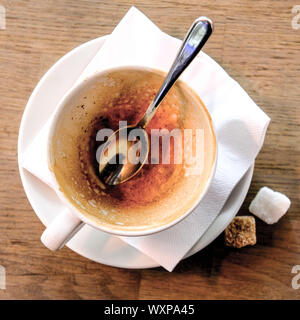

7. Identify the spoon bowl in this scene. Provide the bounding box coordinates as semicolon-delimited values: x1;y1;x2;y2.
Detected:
99;125;149;185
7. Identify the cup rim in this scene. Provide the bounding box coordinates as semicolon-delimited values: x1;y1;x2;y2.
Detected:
47;65;218;237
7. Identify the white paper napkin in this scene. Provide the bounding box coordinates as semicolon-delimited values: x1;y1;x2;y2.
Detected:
21;7;270;271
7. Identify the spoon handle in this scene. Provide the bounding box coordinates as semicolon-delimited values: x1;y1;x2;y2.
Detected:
138;17;213;128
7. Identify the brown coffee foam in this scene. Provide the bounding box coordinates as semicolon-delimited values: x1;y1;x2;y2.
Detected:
51;68;216;232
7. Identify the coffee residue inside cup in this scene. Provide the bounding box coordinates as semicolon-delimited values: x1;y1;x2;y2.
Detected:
51;68;216;230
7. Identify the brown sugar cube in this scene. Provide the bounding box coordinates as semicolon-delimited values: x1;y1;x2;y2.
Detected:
225;216;256;248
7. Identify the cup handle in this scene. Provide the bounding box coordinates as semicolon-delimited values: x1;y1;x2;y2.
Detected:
41;208;84;251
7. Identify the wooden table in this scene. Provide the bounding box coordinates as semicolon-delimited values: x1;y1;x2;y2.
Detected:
0;0;299;300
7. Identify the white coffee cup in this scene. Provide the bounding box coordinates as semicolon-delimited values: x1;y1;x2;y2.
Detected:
41;66;217;251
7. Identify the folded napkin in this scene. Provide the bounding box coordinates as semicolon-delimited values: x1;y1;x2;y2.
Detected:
21;6;270;271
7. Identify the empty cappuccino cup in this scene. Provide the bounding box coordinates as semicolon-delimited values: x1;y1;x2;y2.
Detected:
41;66;217;250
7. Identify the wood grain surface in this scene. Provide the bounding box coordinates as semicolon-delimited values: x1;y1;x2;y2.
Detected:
0;0;299;300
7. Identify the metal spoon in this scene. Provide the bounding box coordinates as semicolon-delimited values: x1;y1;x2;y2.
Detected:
98;17;213;186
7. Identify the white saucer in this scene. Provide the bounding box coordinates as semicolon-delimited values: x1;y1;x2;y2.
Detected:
18;36;254;269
